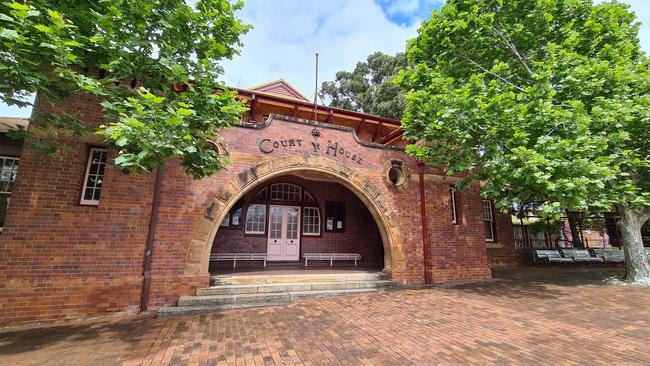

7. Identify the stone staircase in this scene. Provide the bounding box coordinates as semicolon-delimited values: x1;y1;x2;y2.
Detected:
157;271;399;317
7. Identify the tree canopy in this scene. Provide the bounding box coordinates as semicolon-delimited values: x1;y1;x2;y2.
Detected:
321;51;407;120
399;0;650;281
0;0;250;178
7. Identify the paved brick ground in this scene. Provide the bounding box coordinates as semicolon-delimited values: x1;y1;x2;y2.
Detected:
1;267;649;365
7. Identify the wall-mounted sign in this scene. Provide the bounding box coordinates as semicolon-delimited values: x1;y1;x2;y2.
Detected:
259;137;363;165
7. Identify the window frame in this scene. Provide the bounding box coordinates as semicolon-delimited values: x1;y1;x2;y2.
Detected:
230;205;243;227
302;206;321;236
244;203;267;235
450;186;458;224
0;155;20;232
80;147;109;206
303;190;315;203
220;212;231;227
269;183;302;202
252;187;268;202
483;199;495;242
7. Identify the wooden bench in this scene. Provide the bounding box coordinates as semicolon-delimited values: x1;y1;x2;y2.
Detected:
303;253;361;266
210;253;267;268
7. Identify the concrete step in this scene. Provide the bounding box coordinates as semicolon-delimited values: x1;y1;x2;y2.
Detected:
178;288;379;308
211;272;387;286
197;280;398;296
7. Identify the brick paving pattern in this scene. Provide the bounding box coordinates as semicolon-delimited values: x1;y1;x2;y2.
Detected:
1;267;649;365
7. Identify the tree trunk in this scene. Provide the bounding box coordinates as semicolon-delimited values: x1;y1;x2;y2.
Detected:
617;205;650;283
566;210;583;247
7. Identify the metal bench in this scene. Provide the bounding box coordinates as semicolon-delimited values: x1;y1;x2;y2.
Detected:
593;248;625;263
534;249;574;263
562;249;604;263
210;253;267;268
303;253;361;266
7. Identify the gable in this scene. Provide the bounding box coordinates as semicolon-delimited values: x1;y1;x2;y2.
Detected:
248;79;310;102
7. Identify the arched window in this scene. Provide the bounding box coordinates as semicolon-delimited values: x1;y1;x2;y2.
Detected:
253;187;267;201
270;183;302;201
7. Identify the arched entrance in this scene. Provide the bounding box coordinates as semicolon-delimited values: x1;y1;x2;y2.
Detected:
211;176;386;270
185;154;406;281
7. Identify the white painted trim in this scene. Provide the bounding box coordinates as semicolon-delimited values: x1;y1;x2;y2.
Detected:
302;206;321;236
482;200;495;242
244;203;266;234
80;147;108;206
450;186;457;224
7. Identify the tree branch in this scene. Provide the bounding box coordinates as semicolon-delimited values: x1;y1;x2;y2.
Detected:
490;20;537;81
641;205;650;223
461;55;526;92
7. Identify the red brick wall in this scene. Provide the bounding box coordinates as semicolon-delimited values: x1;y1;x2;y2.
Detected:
486;211;521;267
0;93;507;324
423;181;492;283
211;176;384;268
0;100;155;322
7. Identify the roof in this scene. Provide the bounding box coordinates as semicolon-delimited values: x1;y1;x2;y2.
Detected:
248;79;311;102
0;117;29;133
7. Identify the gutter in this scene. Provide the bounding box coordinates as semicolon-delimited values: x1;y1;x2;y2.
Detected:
418;162;432;284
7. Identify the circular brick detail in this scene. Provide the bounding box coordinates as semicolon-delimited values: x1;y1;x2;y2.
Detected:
382;159;411;193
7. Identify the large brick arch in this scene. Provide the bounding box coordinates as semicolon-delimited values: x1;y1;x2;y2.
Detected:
185;154;407;281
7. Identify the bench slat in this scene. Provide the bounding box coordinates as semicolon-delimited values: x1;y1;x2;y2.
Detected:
209;253;267;268
303;253;361;266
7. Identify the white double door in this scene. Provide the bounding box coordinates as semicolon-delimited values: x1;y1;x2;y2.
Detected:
267;205;300;261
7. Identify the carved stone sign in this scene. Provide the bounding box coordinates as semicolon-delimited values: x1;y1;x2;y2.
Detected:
259;137;363;165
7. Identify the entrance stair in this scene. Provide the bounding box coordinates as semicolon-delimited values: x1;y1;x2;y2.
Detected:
157;272;399;317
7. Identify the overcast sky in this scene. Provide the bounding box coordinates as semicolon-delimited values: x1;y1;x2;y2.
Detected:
1;0;648;117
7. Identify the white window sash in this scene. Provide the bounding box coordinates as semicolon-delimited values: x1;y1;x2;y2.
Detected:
80;147;108;206
483;200;495;242
244;204;267;234
270;183;302;201
0;156;19;194
302;206;320;236
450;187;457;224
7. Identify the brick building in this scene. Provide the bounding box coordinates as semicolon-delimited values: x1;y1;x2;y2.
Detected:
0;80;518;324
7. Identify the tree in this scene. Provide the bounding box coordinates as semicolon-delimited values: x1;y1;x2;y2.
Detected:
0;0;250;178
321;51;407;120
399;0;650;282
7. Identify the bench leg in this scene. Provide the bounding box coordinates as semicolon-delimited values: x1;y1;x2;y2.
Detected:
354;258;357;266
305;258;308;266
330;257;333;267
233;258;236;268
263;258;266;267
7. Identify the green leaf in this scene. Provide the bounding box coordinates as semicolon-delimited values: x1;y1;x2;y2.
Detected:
0;13;15;22
0;28;19;40
39;42;58;49
33;24;51;33
8;2;30;12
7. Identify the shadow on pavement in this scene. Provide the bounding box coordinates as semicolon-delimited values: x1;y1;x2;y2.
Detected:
444;266;626;300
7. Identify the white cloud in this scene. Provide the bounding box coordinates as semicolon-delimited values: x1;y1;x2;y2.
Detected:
221;0;419;98
386;0;420;15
